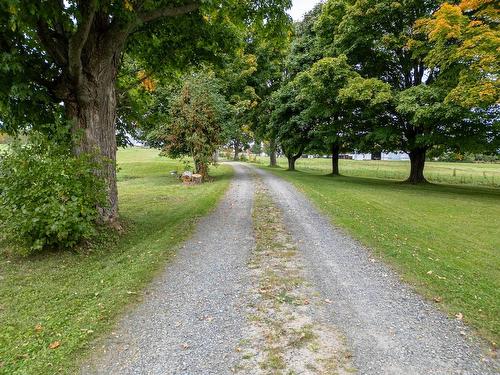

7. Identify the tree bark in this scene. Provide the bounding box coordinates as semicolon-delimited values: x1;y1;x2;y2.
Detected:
32;2;200;224
194;159;209;182
269;138;277;167
234;144;240;161
407;147;427;184
66;64;120;222
331;142;340;176
286;151;303;171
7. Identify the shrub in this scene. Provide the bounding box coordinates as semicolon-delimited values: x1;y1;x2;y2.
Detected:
0;133;107;254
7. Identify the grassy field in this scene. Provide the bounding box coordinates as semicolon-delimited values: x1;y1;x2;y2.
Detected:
0;148;232;374
257;161;500;346
255;157;500;187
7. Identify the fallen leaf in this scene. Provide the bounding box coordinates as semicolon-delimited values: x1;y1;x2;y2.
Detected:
49;341;60;349
324;299;333;304
433;296;442;303
455;313;463;321
34;324;43;333
181;343;190;350
236;347;242;352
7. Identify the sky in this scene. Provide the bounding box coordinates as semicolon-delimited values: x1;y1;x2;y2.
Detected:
289;0;323;21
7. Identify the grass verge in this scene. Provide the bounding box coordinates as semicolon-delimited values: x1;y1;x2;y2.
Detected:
0;148;232;374
258;165;500;347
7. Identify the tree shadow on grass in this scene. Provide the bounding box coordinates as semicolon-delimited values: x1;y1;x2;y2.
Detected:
272;166;500;200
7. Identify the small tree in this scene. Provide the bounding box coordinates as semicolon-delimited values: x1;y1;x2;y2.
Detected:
158;73;229;181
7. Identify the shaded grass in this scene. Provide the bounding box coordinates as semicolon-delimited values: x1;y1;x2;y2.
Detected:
260;166;500;345
0;148;232;374
254;156;500;187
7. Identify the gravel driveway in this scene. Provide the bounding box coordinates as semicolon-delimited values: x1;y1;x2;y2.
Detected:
83;163;498;374
251;164;498;375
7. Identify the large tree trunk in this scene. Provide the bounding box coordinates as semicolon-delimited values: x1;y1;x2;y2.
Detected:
331;142;340;176
66;77;119;222
407;147;427;184
286;151;303;171
269;138;277;167
33;2;201;225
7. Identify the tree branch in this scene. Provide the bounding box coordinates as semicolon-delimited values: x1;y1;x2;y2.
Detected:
68;0;98;86
138;2;199;23
36;20;68;66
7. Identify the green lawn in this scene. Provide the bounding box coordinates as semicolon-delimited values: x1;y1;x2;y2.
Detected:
0;147;232;374
255;157;500;187
258;162;500;345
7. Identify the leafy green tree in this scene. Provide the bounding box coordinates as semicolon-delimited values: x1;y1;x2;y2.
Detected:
318;0;494;183
245;13;292;166
0;0;291;221
298;56;359;175
157;72;229;181
219;52;259;160
269;78;313;171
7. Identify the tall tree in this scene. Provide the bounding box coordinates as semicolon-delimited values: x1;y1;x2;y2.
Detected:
318;0;493;183
269;78;313;171
298;56;359;175
0;0;291;221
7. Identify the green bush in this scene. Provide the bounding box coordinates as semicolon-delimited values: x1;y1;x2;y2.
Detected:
0;134;107;254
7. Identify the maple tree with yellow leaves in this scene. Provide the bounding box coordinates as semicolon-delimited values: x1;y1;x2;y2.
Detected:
417;0;499;108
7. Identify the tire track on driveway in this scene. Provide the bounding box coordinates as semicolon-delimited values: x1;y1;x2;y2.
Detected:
250;164;498;375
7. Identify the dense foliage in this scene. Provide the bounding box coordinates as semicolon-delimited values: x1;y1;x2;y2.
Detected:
259;0;499;182
0;134;106;254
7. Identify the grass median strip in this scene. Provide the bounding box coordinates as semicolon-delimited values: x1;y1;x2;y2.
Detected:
0;148;232;374
237;178;354;374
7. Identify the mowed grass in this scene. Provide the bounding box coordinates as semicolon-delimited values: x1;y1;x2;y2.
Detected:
256;157;500;187
258;161;500;345
0;147;232;374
